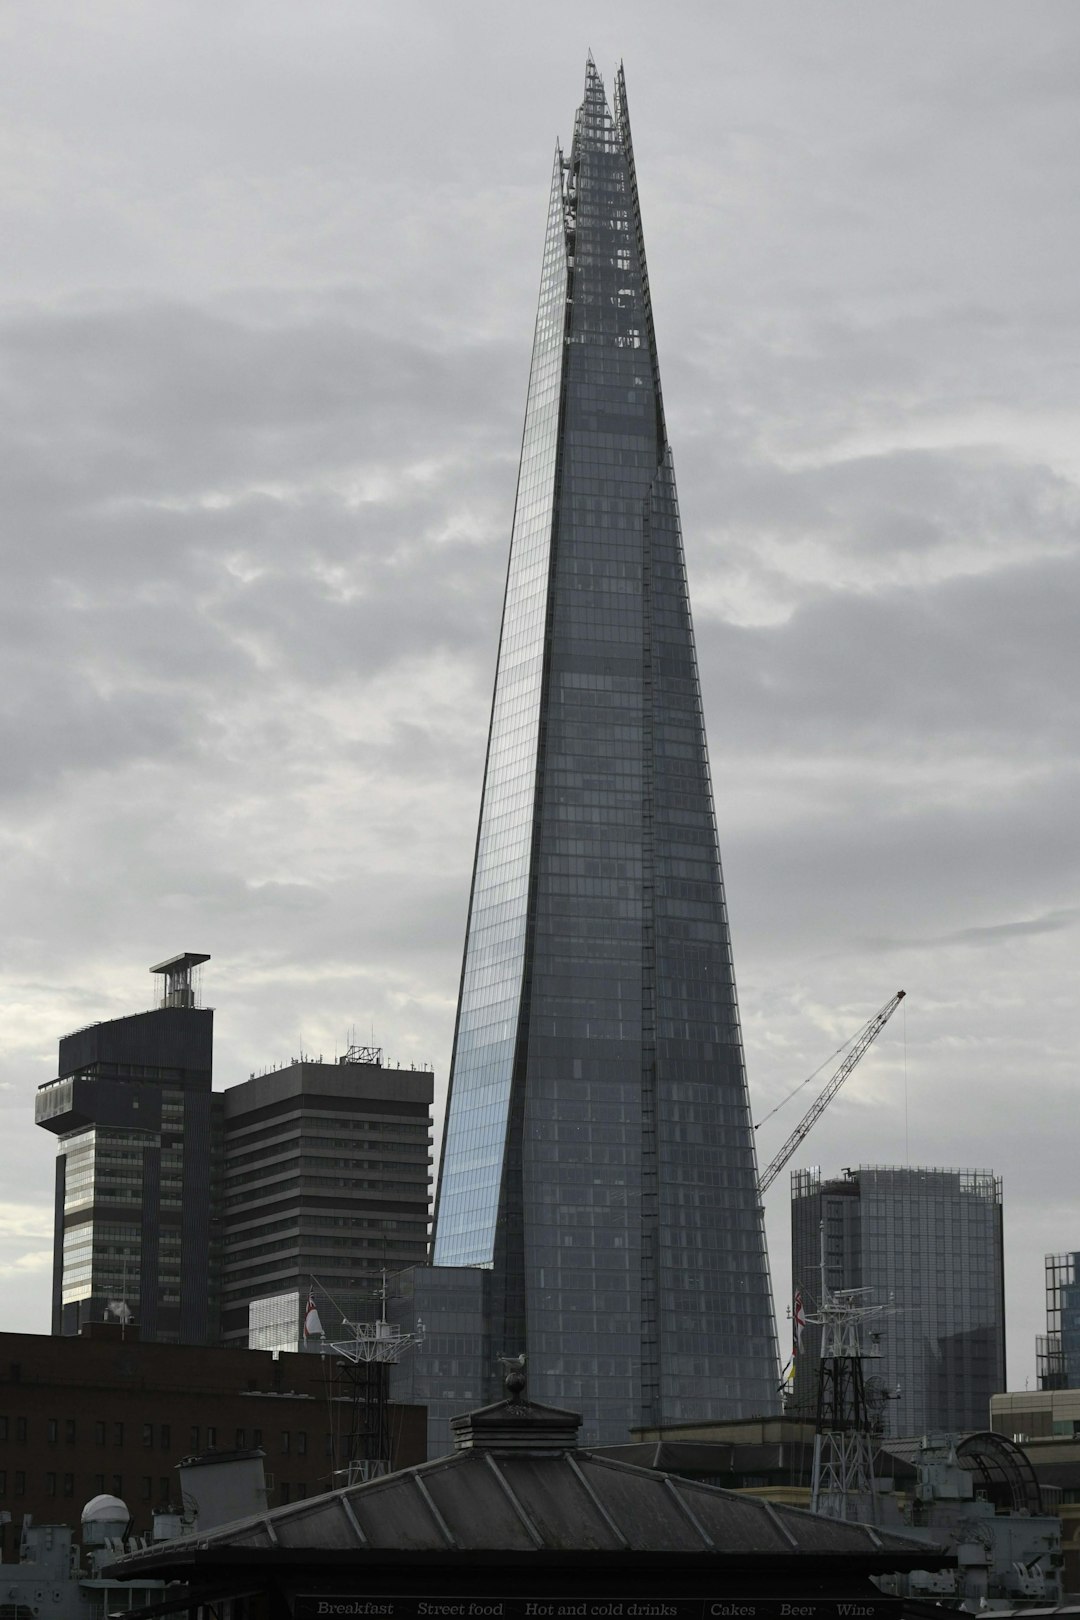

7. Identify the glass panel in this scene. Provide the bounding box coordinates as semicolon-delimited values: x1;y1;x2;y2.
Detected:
433;60;779;1443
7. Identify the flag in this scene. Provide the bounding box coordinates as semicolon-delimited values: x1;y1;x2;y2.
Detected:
303;1293;324;1339
793;1288;805;1359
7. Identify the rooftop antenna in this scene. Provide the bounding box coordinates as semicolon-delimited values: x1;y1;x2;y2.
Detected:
807;1221;897;1522
316;1271;423;1483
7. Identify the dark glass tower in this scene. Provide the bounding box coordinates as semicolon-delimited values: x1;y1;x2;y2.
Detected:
35;953;222;1344
432;60;779;1442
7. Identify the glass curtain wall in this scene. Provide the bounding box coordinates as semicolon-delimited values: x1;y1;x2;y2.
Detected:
434;60;779;1443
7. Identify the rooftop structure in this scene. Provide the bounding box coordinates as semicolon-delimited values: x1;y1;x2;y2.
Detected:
107;1379;951;1612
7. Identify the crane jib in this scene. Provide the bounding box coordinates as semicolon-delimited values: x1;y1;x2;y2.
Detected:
756;991;906;1197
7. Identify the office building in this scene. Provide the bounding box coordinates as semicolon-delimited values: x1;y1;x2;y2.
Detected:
430;59;779;1444
1037;1251;1080;1390
35;954;222;1344
0;1325;425;1556
220;1051;433;1346
791;1165;1006;1435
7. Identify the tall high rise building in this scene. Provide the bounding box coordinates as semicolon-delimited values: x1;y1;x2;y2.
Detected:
791;1166;1006;1434
35;953;222;1344
220;1052;433;1346
431;59;779;1442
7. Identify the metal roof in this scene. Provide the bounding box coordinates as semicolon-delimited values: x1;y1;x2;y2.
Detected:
109;1395;949;1576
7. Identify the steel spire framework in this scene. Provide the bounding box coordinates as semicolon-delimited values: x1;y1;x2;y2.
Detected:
432;60;779;1443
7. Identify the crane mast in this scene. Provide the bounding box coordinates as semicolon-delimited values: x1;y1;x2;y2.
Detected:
757;990;905;1196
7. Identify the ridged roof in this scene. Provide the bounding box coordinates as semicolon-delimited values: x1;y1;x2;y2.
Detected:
110;1395;948;1573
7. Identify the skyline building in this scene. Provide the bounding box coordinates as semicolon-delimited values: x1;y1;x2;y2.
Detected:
36;961;434;1353
220;1051;433;1348
791;1165;1006;1435
35;953;222;1344
431;58;779;1442
1037;1251;1080;1391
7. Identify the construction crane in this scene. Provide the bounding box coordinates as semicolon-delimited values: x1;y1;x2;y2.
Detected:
756;990;906;1196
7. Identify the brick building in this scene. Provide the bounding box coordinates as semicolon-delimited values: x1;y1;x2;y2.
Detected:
0;1326;425;1556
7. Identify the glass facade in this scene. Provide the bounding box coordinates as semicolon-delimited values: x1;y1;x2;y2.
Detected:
433;61;779;1444
1038;1251;1080;1390
387;1264;491;1460
36;1000;220;1345
791;1165;1006;1434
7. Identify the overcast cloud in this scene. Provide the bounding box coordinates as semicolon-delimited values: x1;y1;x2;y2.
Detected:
1;0;1077;1389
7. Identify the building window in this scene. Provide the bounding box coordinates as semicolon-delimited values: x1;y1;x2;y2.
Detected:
206;1427;216;1448
296;1432;307;1456
159;1425;170;1450
95;1421;106;1446
47;1419;58;1444
16;1418;27;1442
142;1423;154;1449
140;1477;152;1501
114;1422;124;1446
159;1478;170;1504
112;1474;122;1496
64;1419;76;1445
280;1433;290;1454
94;1473;105;1494
63;1474;74;1498
189;1426;200;1452
280;1483;290;1504
46;1472;57;1496
252;1429;262;1448
14;1472;25;1497
235;1429;245;1450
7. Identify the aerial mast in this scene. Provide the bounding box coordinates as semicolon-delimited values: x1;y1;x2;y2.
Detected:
320;1273;424;1483
807;1226;895;1522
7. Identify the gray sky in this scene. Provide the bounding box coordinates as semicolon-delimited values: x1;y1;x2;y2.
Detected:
2;0;1077;1393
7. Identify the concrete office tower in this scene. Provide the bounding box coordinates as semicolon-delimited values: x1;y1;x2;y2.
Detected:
791;1166;1006;1435
431;59;779;1443
35;953;221;1344
220;1051;433;1346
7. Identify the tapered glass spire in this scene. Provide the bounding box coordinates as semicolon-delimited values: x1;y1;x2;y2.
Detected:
433;61;779;1442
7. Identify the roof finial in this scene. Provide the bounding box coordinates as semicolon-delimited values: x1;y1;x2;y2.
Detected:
498;1351;527;1402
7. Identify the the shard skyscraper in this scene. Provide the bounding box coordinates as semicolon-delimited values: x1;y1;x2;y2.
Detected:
432;60;779;1442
